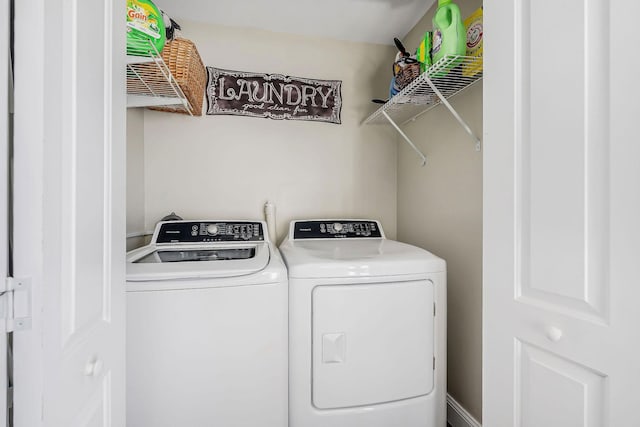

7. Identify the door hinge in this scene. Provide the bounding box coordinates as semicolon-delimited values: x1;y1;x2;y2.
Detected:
433;302;436;317
7;386;12;409
433;356;436;370
0;277;32;332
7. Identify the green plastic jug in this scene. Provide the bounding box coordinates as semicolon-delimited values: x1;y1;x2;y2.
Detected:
431;0;466;74
126;0;165;56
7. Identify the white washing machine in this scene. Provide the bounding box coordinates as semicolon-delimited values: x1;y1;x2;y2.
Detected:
126;220;287;427
280;220;447;427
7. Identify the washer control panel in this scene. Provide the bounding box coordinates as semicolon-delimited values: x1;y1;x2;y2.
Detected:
156;221;264;243
292;220;382;239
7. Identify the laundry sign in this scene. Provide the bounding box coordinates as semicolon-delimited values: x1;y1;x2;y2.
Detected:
206;67;342;124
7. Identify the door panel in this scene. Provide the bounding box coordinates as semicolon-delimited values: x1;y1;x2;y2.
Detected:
484;0;639;425
516;0;610;322
71;376;110;426
516;342;606;427
62;0;109;343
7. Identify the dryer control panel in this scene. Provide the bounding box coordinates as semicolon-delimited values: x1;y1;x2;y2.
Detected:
292;220;383;239
156;221;264;243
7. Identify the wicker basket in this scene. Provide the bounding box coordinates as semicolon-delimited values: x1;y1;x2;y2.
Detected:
395;62;421;90
150;38;206;116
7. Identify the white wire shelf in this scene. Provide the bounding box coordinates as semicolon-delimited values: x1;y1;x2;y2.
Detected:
126;39;193;115
363;55;482;165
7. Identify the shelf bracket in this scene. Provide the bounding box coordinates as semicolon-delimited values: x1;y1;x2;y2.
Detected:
423;74;481;152
381;110;427;167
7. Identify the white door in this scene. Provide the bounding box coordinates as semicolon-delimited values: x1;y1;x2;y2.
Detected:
484;1;640;426
11;0;126;426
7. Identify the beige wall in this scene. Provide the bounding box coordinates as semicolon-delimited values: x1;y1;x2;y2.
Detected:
140;22;397;242
398;0;483;421
126;108;147;250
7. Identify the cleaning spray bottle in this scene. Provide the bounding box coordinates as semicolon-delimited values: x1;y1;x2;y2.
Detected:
431;0;466;74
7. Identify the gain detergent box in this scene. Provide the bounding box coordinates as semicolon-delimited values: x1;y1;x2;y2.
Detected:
462;7;483;77
416;32;432;73
127;0;165;56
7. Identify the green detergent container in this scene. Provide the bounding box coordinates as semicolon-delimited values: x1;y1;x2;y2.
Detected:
431;0;466;75
126;0;165;56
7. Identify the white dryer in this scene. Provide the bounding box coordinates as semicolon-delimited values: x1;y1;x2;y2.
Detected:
280;220;447;427
126;220;287;427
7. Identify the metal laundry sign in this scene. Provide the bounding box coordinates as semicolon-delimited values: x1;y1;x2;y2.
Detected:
206;67;342;124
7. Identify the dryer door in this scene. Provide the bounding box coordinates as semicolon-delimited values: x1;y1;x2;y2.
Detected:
312;280;434;409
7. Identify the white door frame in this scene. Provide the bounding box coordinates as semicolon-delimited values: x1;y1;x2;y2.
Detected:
0;0;10;424
11;1;46;424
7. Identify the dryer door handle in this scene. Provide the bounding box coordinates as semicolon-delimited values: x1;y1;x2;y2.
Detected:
322;333;346;363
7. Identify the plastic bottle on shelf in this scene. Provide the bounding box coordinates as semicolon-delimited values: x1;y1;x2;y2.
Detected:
431;0;466;76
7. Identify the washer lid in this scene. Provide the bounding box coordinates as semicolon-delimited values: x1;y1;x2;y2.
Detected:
279;239;445;278
126;242;271;281
133;247;256;264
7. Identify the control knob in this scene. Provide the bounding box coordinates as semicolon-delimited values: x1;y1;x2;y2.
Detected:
333;222;343;232
206;224;219;235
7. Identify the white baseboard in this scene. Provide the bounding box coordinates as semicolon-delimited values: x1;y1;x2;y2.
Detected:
447;394;481;427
